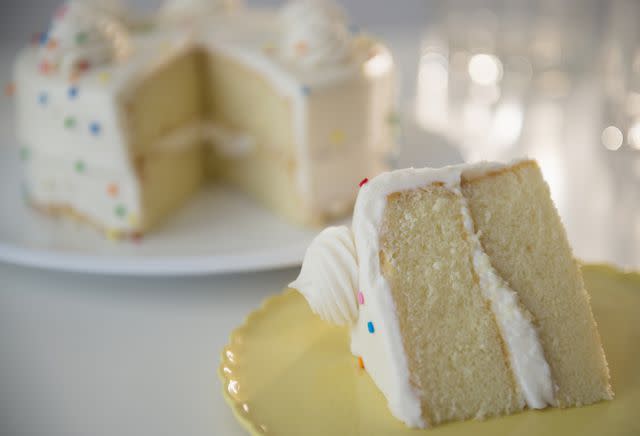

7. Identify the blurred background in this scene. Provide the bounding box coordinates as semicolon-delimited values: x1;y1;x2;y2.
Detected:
1;0;638;268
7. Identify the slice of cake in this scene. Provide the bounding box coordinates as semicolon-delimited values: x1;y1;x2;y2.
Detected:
290;159;613;428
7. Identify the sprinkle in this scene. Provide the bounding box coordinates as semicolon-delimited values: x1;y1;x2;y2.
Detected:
55;4;68;19
68;86;79;99
20;147;30;161
4;82;15;97
77;59;91;72
39;60;53;75
358;356;365;369
115;204;127;218
38;92;48;105
302;85;311;96
64;116;76;129
131;232;143;243
76;32;88;45
74;160;86;173
99;72;111;84
107;183;119;197
89;122;101;136
367;321;375;333
128;214;139;226
295;41;308;56
359;177;369;187
357;292;364;305
46;38;58;50
31;32;43;46
106;229;122;241
330;129;346;146
39;32;49;46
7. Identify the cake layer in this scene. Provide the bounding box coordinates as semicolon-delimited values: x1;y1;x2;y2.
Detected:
461;161;613;406
379;185;524;425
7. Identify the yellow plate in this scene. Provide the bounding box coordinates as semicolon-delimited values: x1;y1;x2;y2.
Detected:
219;264;640;435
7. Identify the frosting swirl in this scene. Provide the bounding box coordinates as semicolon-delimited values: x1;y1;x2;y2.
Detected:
159;0;241;22
280;0;353;68
39;1;129;75
289;226;359;325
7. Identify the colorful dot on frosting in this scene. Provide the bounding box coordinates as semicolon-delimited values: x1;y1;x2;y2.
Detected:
131;232;143;243
4;82;15;97
106;229;122;241
38;92;48;105
47;38;58;50
295;41;308;56
77;60;91;72
107;183;119;197
55;4;68;19
64;116;76;129
99;72;111;84
115;204;127;219
359;177;369;187
20;147;30;161
358;356;365;369
89;122;102;136
68;86;79;99
76;32;88;45
39;32;49;46
74;160;86;173
302;85;311;96
357;291;364;305
367;321;375;333
330;129;346;145
39;60;53;75
128;214;139;226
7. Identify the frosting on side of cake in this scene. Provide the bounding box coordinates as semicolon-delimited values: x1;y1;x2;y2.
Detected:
15;2;395;232
289;226;359;325
290;160;556;428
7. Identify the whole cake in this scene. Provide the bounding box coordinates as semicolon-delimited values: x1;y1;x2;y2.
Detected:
13;0;395;237
290;159;613;428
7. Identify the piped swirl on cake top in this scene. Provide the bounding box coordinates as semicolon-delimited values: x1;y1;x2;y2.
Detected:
289;159;613;428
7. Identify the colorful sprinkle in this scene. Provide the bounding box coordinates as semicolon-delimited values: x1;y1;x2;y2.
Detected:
47;38;58;50
68;86;79;99
107;183;119;197
106;229;122;241
74;160;86;173
357;291;364;305
330;129;346;146
20;147;30;161
39;60;53;75
302;85;311;96
359;177;369;187
367;321;375;333
77;59;91;72
128;214;139;226
64;116;76;129
131;232;143;243
4;82;15;97
358;356;365;369
76;32;88;45
55;4;68;19
89;122;101;136
295;41;308;56
31;32;44;46
115;204;127;218
38;92;48;105
39;32;49;46
99;72;111;84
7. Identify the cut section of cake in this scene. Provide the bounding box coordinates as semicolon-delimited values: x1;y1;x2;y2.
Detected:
290;159;613;428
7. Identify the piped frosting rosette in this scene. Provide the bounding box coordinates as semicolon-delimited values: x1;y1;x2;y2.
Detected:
38;1;130;76
289;226;359;325
280;0;354;69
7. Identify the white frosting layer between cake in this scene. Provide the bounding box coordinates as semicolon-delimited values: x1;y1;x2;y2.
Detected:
291;160;556;428
289;226;359;325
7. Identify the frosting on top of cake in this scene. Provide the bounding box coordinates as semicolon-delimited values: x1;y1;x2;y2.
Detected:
39;1;130;75
280;0;354;68
291;160;556;428
159;0;241;22
289;226;359;325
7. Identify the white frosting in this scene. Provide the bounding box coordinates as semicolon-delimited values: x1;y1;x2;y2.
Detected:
347;161;555;428
159;0;241;22
39;1;129;75
458;193;556;409
290;226;359;325
280;0;353;68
